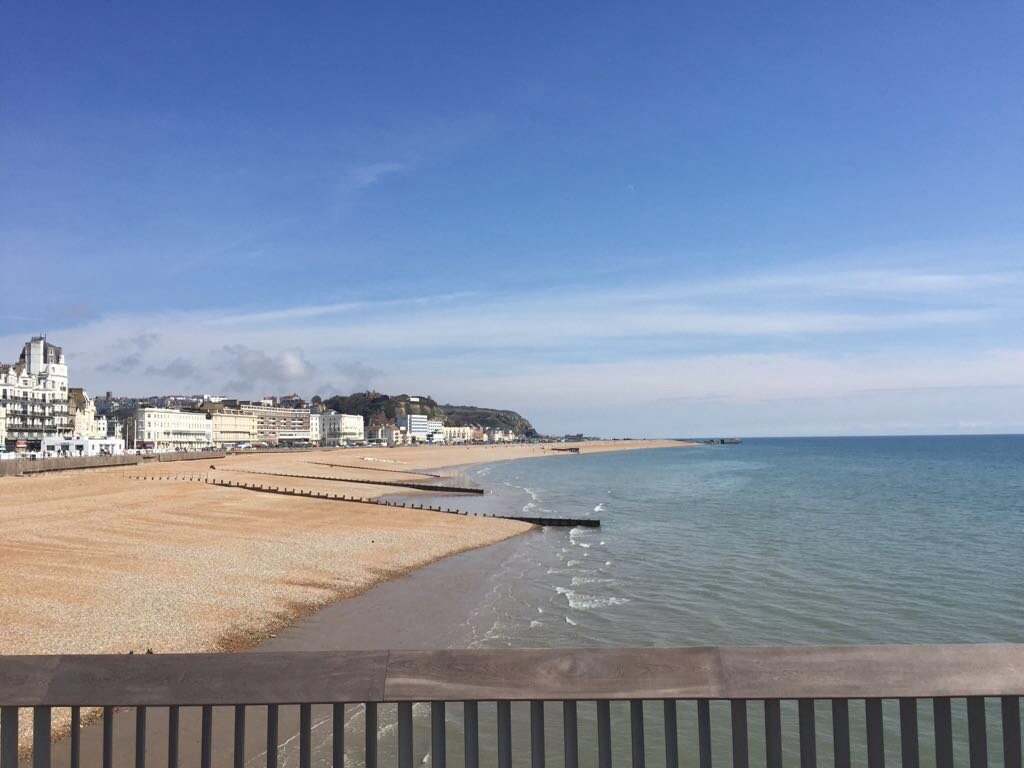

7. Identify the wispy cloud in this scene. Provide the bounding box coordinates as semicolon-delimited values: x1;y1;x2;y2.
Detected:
3;263;1021;435
342;162;407;191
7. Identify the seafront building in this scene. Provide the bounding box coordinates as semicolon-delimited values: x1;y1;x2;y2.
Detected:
236;401;310;445
442;425;474;444
400;414;429;442
68;388;108;439
321;411;365;446
210;408;258;448
309;412;323;445
0;337;70;449
41;435;125;456
132;406;213;451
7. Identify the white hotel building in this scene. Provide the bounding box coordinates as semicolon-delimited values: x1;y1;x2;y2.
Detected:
133;407;213;451
321;412;365;446
0;337;70;447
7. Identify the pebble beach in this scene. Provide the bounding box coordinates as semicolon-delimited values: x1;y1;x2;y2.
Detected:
0;440;684;753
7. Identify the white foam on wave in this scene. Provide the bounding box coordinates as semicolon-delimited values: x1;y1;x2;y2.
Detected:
530;620;542;628
572;575;615;586
593;502;606;512
555;585;631;611
565;616;578;626
577;542;591;548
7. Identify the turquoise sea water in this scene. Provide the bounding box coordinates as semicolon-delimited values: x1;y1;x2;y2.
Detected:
251;437;1024;768
403;436;1023;768
447;435;1023;649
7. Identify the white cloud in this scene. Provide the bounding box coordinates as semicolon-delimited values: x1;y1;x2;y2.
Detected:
2;264;1021;435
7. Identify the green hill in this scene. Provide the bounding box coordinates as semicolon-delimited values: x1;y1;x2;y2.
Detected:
321;391;537;437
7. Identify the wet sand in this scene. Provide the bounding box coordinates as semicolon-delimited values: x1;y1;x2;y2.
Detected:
35;537;529;767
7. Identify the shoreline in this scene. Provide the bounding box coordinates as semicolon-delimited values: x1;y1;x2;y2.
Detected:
2;439;692;755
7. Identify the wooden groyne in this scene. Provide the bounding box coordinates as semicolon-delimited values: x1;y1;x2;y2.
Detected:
307;460;442;478
156;451;227;462
211;467;485;494
126;474;600;527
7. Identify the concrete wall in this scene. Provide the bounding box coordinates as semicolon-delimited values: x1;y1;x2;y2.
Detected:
0;455;141;476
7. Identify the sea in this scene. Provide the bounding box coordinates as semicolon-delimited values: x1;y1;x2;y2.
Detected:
247;435;1023;768
444;436;1024;651
385;435;1024;768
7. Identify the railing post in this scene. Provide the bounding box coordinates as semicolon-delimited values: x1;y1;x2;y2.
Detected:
201;705;213;768
135;705;147;768
663;700;678;768
866;698;885;768
332;703;345;768
432;702;447;768
764;700;782;768
630;700;645;768
899;698;919;768
832;699;851;768
697;700;712;768
798;699;816;768
103;705;114;768
168;706;180;768
70;706;82;768
497;700;512;768
597;700;612;768
1002;697;1022;768
531;701;545;768
1;707;18;768
32;706;50;768
299;703;312;768
564;701;579;768
967;697;988;768
266;704;279;768
731;700;748;768
234;705;246;768
933;697;953;768
464;702;479;768
365;702;378;768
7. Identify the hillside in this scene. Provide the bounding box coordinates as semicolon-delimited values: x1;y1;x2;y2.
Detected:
321;392;537;437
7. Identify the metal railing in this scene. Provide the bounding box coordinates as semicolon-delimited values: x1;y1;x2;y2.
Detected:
0;645;1022;767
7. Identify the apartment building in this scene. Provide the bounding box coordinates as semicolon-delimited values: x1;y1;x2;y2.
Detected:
309;412;323;445
0;337;70;448
400;414;429;442
426;419;445;444
69;388;108;439
211;409;258;447
133;407;213;451
237;402;310;444
442;425;475;443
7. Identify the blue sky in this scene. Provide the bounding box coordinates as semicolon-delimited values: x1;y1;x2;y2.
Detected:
2;2;1023;436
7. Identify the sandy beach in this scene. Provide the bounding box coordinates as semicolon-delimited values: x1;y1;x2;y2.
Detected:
0;440;685;657
0;439;687;753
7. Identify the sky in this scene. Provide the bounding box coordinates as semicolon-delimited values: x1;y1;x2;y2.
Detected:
2;2;1023;437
